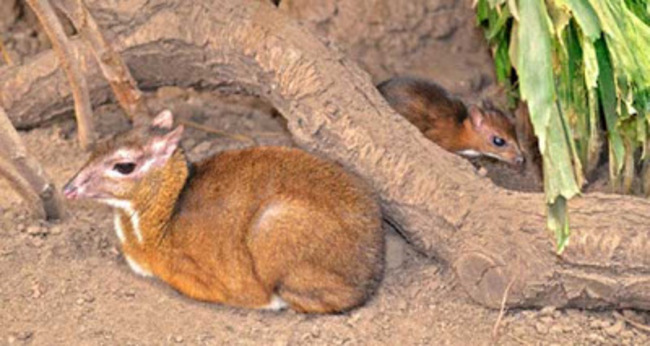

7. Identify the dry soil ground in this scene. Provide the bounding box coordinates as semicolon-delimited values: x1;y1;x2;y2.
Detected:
1;90;650;346
2;0;650;345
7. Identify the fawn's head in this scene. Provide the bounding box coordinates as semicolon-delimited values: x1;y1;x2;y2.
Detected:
461;102;524;166
63;110;185;206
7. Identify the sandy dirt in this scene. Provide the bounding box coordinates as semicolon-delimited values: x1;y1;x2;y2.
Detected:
1;0;647;345
1;90;648;346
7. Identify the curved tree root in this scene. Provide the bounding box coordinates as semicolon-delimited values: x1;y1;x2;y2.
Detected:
1;0;650;309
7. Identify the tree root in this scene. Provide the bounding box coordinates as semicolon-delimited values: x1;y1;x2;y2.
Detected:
1;0;650;310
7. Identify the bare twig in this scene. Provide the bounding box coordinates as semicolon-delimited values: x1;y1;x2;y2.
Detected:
0;107;64;220
54;0;149;124
492;276;517;341
25;0;95;149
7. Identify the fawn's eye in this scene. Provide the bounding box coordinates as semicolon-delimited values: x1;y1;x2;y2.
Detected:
492;136;506;147
113;162;137;175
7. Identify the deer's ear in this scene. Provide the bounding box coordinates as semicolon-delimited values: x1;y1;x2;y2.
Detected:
151;109;174;129
468;105;484;128
148;125;184;161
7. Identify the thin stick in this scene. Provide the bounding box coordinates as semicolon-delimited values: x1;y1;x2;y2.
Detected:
492;276;517;341
54;0;149;124
25;0;95;150
0;107;64;220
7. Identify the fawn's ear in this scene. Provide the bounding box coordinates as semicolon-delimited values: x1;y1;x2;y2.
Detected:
151;109;174;129
148;125;185;162
468;105;484;128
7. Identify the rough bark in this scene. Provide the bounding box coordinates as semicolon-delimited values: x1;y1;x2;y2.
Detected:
2;0;650;309
0;107;64;220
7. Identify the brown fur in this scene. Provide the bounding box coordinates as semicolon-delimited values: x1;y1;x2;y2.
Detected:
64;117;384;314
377;77;523;165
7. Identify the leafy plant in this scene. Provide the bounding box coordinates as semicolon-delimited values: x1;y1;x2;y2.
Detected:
475;0;650;252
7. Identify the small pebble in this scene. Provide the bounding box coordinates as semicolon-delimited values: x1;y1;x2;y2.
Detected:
621;330;634;339
521;311;536;319
31;283;42;299
589;319;611;329
50;225;62;235
539;316;554;324
28;237;44;248
26;225;43;235
604;320;625;337
535;322;548;334
539;306;556;317
587;332;606;343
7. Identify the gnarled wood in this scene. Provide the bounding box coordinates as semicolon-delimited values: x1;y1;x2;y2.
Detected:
0;107;64;220
1;0;650;309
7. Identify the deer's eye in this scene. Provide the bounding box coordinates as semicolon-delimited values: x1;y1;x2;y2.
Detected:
492;136;506;147
113;162;137;175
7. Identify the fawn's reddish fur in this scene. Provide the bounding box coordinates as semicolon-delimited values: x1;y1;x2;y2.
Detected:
378;77;524;165
63;110;384;313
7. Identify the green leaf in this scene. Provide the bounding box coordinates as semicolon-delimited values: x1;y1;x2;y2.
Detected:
579;31;603;172
517;0;581;252
581;34;599;89
595;39;625;176
494;33;512;83
547;196;570;254
507;0;520;21
486;3;512;41
474;0;650;251
590;1;650;88
476;0;489;22
556;0;602;40
625;0;650;26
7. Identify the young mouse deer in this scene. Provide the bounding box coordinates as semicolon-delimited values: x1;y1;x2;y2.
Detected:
378;77;524;165
63;110;384;313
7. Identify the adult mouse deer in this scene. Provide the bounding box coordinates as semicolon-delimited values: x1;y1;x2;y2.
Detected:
62;110;384;313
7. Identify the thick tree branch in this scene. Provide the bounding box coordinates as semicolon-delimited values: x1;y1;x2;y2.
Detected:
0;107;64;220
1;0;650;309
26;0;95;149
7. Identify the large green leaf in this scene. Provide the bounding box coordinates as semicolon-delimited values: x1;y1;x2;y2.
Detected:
590;1;650;89
475;0;650;253
556;0;601;40
517;0;581;252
